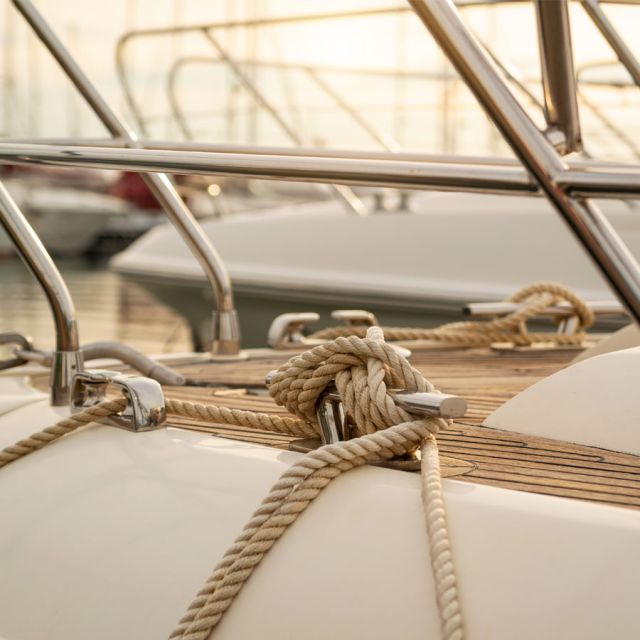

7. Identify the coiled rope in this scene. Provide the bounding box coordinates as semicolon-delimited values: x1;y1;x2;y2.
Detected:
311;281;594;346
1;327;463;639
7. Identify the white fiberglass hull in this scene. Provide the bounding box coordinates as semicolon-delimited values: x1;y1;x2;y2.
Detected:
0;365;639;639
111;192;640;344
0;181;149;257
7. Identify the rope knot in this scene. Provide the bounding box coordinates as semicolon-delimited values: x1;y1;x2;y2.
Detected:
268;325;445;439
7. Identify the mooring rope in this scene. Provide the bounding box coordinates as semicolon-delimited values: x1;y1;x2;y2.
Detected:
0;326;463;640
310;281;594;346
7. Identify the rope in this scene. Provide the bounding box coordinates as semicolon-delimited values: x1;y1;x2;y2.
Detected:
0;328;464;640
169;326;462;640
311;281;594;346
0;397;127;469
165;398;316;439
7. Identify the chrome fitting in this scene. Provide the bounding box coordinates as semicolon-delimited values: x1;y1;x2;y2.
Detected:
211;309;242;356
70;369;166;431
463;299;628;336
50;350;84;407
330;309;379;328
267;312;321;349
463;300;627;321
318;387;467;444
288;384;466;470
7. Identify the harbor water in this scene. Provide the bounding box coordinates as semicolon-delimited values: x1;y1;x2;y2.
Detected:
0;257;194;354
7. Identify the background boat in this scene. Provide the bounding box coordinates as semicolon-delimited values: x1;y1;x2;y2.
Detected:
111;190;640;347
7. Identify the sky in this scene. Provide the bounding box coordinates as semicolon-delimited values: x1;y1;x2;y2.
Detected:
1;0;639;158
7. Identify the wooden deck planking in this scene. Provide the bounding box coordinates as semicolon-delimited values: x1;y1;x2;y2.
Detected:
28;341;640;511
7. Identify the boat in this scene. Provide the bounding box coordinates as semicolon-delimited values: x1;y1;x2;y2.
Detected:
109;1;640;347
3;0;640;639
0;171;144;257
111;190;640;347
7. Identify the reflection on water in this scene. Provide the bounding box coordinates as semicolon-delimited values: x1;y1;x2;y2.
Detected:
0;257;193;353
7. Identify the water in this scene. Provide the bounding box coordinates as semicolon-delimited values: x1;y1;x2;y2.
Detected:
0;257;193;354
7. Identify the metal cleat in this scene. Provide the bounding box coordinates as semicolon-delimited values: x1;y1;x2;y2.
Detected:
463;300;627;322
463;300;628;337
271;364;467;471
267;312;321;349
318;386;467;445
317;386;466;470
331;309;379;328
70;370;166;432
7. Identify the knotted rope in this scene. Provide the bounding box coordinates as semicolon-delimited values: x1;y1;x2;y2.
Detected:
311;281;594;346
170;326;462;640
0;328;464;640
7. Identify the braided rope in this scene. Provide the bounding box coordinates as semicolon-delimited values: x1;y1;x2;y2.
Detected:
0;329;464;640
169;326;462;640
422;436;463;640
311;281;594;346
0;397;127;469
165;398;315;439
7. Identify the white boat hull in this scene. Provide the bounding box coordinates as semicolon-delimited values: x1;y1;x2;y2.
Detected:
0;369;639;639
0;181;155;257
111;192;639;344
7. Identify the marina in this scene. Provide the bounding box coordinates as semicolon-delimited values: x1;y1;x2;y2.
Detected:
2;1;640;639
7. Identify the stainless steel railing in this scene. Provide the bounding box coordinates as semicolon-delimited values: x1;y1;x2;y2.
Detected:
12;0;241;357
0;184;82;405
166;57;409;152
1;0;640;409
5;142;640;197
409;0;640;322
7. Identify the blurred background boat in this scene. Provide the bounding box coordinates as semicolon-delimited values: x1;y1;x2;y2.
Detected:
3;0;640;349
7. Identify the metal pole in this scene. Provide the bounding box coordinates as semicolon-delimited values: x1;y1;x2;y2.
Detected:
0;142;541;193
12;0;241;355
5;141;640;198
115;6;414;141
167;55;403;152
303;67;401;152
11;136;640;172
533;0;582;154
0;182;82;405
581;0;640;88
201;30;367;216
408;0;640;323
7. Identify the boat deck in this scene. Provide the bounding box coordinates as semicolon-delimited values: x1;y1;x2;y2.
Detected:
31;342;640;511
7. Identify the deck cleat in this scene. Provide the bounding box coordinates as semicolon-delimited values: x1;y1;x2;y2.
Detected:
70;370;166;431
276;369;467;471
463;299;628;350
331;309;379;328
267;312;322;349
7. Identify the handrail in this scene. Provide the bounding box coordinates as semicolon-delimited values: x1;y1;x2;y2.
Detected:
1;0;639;375
5;141;640;199
115;0;640;143
200;30;366;216
12;136;640;170
166;56;405;152
115;6;413;137
0;142;539;193
0;182;82;405
580;0;640;88
12;0;241;356
408;0;640;322
534;0;583;153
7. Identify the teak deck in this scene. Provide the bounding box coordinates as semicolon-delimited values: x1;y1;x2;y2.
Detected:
32;342;640;511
